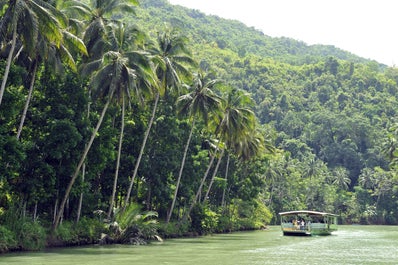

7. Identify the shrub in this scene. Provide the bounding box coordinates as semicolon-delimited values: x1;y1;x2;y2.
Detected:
158;221;190;238
110;203;160;244
190;203;219;235
53;221;77;245
0;225;17;253
17;221;46;251
74;217;105;244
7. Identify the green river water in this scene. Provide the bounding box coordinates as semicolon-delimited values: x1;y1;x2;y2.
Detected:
0;225;397;265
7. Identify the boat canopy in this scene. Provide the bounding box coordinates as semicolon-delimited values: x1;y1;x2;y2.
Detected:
279;210;338;217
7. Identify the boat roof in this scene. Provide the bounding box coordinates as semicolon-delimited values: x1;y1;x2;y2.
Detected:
279;210;338;216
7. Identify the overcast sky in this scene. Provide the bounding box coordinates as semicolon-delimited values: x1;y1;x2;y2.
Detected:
168;0;398;66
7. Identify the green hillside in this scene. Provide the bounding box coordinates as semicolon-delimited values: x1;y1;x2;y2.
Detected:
138;0;379;65
137;0;398;222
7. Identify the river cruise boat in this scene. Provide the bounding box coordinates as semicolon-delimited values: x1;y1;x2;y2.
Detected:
279;210;338;236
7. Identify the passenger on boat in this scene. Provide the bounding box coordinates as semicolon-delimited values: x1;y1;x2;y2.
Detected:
300;220;305;230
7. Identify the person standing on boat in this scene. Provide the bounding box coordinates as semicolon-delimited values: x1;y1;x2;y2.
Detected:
300;220;305;230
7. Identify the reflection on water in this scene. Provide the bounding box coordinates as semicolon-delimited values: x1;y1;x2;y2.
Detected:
0;226;397;265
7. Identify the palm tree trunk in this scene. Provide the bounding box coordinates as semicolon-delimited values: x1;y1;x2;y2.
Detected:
33;202;38;222
0;23;17;106
76;162;85;223
166;119;195;223
182;149;218;222
107;96;125;220
203;148;225;202
53;96;112;230
16;60;38;139
123;92;159;210
221;154;230;207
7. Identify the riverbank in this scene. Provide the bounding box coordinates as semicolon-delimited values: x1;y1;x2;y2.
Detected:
2;226;397;265
0;217;266;254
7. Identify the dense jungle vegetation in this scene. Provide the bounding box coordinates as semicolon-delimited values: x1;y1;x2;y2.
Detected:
1;0;398;252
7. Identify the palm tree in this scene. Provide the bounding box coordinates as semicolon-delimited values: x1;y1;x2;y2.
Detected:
53;48;144;229
0;0;66;106
105;22;154;220
203;88;256;202
359;167;376;189
165;72;222;223
53;0;141;226
184;88;256;219
65;0;138;59
331;166;351;190
16;27;87;139
220;128;266;207
123;29;196;210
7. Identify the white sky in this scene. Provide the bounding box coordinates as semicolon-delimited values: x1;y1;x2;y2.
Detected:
168;0;398;66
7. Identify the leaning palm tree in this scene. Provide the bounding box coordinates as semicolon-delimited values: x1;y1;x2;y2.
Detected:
64;0;138;60
220;128;266;207
123;29;196;210
16;27;87;139
53;49;143;230
203;88;257;202
0;0;66;106
165;72;222;223
183;88;257;220
105;22;154;220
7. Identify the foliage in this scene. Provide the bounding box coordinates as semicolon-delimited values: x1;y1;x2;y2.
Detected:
157;220;190;238
17;221;47;251
110;203;159;244
53;218;105;246
189;203;218;235
0;204;46;251
0;225;17;253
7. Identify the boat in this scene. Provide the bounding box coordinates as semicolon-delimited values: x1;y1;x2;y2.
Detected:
278;210;338;236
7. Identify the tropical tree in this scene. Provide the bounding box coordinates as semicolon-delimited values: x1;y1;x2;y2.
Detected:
123;28;196;210
16;27;87;139
220;128;268;207
330;166;351;190
183;87;257;220
0;0;66;106
53;46;148;229
203;88;257;202
166;72;222;223
65;0;139;59
358;167;376;190
51;0;142;227
105;21;154;220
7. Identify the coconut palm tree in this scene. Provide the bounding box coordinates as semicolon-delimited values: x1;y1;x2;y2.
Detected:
64;0;138;59
53;47;147;229
165;72;222;223
330;166;351;190
183;88;256;219
53;0;141;225
203;88;257;202
105;22;154;220
359;167;376;189
0;0;66;106
220;128;266;207
123;29;196;210
16;27;87;139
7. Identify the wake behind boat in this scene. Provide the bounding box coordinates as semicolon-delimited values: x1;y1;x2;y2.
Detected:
279;210;338;236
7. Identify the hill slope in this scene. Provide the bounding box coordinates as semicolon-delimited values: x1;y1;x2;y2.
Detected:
137;0;381;66
136;0;398;188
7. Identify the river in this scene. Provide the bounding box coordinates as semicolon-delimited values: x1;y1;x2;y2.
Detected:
0;225;397;264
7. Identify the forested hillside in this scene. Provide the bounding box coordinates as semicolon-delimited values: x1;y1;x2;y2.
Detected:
137;0;398;224
0;0;397;251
